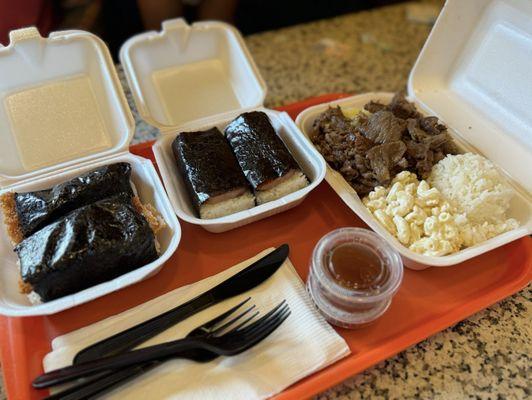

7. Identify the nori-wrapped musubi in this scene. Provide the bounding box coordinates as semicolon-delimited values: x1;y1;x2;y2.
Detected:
224;111;309;204
14;194;159;302
0;163;134;243
172;128;254;219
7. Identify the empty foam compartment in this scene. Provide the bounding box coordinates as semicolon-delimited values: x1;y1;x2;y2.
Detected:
120;19;266;130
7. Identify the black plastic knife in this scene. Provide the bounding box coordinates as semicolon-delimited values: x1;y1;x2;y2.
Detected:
73;244;289;364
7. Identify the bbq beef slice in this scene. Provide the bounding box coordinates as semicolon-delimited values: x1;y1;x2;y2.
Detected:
406;118;428;141
354;130;374;154
424;133;449;150
405;139;429;159
312;107;374;186
312;106;354;138
387;92;420;119
364;101;387;114
415;150;435;179
404;114;456;176
366;141;407;184
419;116;447;135
359;111;407;144
312;106;358;169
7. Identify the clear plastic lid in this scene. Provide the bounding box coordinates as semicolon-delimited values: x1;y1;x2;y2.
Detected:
0;27;134;186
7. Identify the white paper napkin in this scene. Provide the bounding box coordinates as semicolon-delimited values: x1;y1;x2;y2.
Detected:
44;248;350;400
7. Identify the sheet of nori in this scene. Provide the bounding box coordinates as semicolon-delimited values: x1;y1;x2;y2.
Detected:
172;128;250;215
224;111;301;190
14;194;158;302
14;163;134;238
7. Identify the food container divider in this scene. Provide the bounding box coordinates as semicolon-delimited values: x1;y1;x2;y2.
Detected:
295;0;532;269
0;27;181;316
120;18;326;232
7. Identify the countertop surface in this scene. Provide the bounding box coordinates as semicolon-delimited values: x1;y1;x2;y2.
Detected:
2;1;531;399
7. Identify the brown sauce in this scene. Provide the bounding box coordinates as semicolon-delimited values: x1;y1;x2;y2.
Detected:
327;243;387;291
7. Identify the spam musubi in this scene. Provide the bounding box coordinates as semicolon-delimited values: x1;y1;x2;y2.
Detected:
172;128;255;219
224;111;308;205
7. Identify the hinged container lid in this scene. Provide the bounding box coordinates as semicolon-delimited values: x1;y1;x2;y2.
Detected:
0;27;134;186
120;18;267;133
408;0;532;193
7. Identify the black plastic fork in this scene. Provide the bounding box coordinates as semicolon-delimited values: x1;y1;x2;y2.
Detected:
35;299;290;392
43;297;258;400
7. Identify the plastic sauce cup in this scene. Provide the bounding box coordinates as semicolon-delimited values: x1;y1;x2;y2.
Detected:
307;227;403;328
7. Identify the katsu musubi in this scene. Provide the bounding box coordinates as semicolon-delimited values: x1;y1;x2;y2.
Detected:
0;163;166;303
224;111;308;205
172;128;255;219
0;162;135;244
14;195;161;302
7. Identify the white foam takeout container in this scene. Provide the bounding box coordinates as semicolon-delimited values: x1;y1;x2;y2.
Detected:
0;28;181;316
120;19;326;232
296;0;532;270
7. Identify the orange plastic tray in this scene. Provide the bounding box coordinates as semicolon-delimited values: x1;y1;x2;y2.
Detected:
1;94;531;400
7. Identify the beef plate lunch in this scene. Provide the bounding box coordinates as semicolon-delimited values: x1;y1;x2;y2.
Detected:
311;93;520;256
312;92;459;197
0;163;166;303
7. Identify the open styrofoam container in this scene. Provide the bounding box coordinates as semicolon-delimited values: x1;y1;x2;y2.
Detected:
296;0;532;270
153;108;325;232
120;18;267;132
0;28;181;316
120;19;326;232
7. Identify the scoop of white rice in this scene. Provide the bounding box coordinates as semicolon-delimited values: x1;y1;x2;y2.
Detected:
428;153;514;224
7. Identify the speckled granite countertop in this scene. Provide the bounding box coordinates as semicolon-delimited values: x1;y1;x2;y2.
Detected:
1;2;530;399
